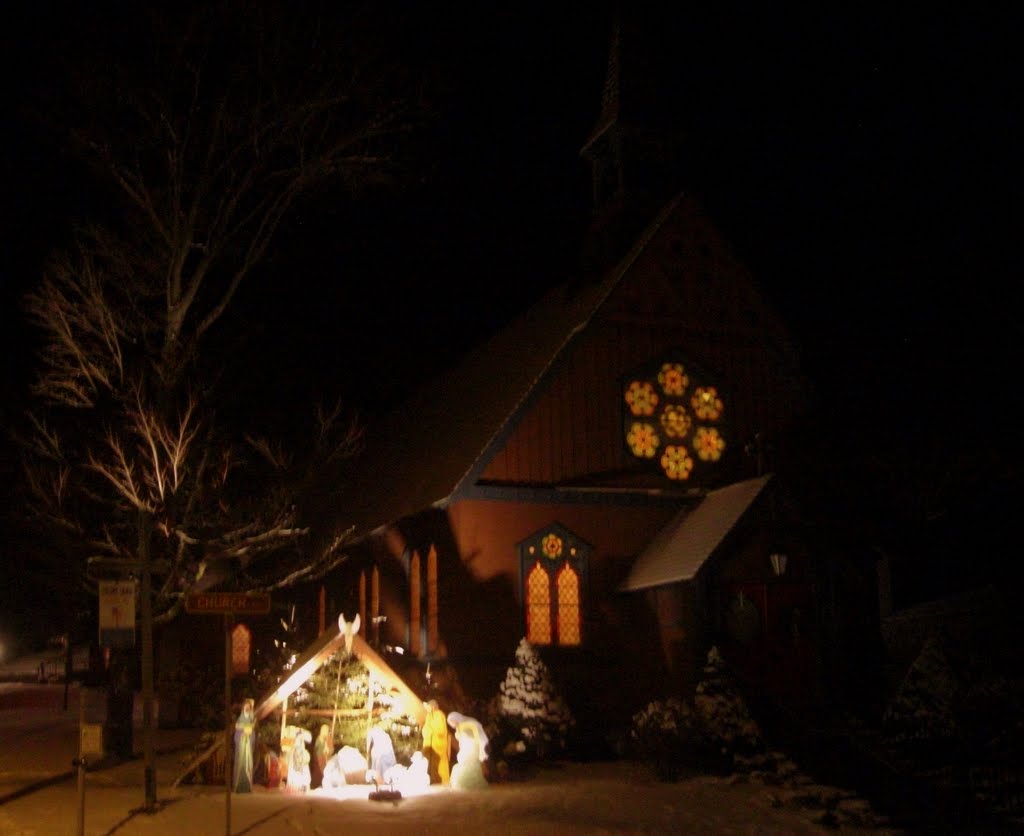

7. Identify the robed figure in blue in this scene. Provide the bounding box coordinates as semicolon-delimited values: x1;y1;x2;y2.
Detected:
233;699;256;793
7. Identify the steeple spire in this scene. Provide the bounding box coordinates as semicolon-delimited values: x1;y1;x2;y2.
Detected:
592;10;621;147
580;11;624;210
577;10;689;272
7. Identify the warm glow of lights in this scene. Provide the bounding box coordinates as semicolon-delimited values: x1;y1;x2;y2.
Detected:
623;357;727;481
691;386;723;420
526;562;551;644
275;657;321;703
317;783;447;802
660;445;693;480
693;426;726;461
624;380;658;416
556;564;581;645
520;523;589;648
541;533;563;559
627;422;659;458
657;362;689;396
659;403;691;438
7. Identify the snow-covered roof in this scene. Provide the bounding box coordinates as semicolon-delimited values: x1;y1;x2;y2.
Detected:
620;474;773;591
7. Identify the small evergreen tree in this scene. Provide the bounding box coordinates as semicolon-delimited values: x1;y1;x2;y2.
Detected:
496;638;574;758
282;653;421;763
693;646;763;770
882;632;960;750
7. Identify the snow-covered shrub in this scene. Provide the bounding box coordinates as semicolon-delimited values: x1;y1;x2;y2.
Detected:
494;638;574;760
629;697;700;781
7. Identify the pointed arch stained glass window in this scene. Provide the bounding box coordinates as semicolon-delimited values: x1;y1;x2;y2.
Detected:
519;523;590;647
622;357;728;482
556;565;581;646
526;562;552;644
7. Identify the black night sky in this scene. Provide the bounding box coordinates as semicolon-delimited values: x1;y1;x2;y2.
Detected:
1;3;1021;648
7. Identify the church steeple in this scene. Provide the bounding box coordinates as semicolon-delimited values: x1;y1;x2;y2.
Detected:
580;11;624;211
579;12;687;221
578;11;689;272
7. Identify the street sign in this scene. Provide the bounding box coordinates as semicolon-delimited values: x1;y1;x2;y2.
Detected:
99;580;137;649
184;592;271;615
80;723;104;758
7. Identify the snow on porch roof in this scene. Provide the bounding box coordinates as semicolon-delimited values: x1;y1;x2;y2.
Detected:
621;474;773;592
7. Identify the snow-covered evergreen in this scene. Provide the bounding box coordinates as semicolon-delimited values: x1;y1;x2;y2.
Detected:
693;646;763;759
882;632;959;746
496;638;574;757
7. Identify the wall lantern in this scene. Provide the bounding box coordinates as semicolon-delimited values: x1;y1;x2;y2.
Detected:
769;552;788;577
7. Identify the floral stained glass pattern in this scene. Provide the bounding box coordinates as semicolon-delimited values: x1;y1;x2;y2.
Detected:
622;356;727;482
691;386;723;421
627;422;659;458
659;404;691;438
660;445;694;481
694;426;726;461
657;362;689;396
542;533;563;559
624;381;659;416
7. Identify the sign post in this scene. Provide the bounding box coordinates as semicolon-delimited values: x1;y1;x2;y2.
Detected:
224;612;231;836
184;592;270;836
75;687;106;836
98;580;137;649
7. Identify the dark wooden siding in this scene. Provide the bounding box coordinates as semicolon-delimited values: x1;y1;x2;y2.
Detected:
482;198;808;487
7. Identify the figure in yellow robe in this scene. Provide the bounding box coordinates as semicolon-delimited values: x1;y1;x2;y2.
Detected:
421;700;450;784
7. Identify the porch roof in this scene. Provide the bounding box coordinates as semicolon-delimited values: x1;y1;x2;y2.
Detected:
621;474;773;591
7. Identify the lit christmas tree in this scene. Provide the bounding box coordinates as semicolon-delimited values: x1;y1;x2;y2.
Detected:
497;638;574;758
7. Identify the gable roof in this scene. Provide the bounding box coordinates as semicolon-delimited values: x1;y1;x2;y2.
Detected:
338;195;686;541
620;474;773;591
173;618;424;787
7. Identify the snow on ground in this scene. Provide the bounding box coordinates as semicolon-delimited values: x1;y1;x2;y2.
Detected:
0;674;903;834
0;645;90;683
1;758;902;836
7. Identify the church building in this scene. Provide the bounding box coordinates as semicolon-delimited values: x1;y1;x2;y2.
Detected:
280;15;880;744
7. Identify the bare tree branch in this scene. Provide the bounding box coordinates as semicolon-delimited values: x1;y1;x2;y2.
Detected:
17;2;414;631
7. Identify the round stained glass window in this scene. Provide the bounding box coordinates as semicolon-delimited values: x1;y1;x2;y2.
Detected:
659;404;691;438
623;358;727;482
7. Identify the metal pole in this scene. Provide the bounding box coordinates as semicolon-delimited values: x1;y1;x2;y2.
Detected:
76;757;86;836
139;510;156;811
76;690;86;836
225;612;232;836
